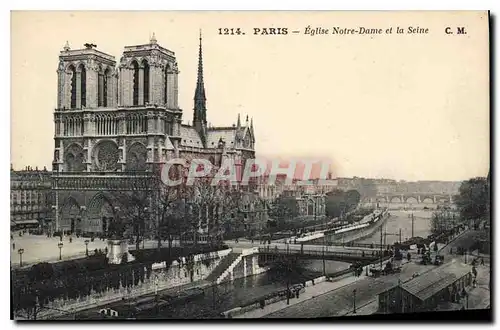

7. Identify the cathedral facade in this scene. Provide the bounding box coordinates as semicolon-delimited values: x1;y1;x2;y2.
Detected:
52;34;256;236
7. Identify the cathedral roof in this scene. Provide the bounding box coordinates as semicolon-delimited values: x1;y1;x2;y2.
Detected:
164;137;175;150
206;128;237;148
180;125;204;148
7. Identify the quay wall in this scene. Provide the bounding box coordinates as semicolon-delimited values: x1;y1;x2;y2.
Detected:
34;249;232;319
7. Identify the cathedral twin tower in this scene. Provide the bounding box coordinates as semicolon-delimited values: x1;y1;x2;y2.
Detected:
57;34;178;111
52;33;232;174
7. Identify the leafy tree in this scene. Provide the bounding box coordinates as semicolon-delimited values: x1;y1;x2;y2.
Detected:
454;177;489;222
345;190;361;211
269;196;299;221
325;189;360;218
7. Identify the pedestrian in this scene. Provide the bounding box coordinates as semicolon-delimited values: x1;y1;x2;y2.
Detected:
473;279;477;288
12;242;15;250
481;258;485;266
69;237;73;243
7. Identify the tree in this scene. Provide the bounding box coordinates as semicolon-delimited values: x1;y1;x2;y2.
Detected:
454;177;489;222
345;190;361;211
325;189;347;218
156;182;186;254
114;189;151;250
269;196;299;227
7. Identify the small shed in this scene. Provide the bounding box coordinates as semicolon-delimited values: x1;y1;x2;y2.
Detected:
378;261;473;313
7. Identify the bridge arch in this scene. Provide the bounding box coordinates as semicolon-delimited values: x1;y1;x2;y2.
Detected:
421;197;435;204
406;197;419;204
390;197;401;204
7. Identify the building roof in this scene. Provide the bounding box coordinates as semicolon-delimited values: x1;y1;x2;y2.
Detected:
179;125;203;148
401;261;471;301
206;128;237;148
164;137;175;150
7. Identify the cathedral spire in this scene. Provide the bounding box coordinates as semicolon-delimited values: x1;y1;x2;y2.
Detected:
193;29;207;124
193;30;208;147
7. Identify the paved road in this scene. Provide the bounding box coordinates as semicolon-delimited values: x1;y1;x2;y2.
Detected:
265;261;435;318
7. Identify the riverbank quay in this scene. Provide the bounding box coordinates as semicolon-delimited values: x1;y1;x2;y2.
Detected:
254;230;475;318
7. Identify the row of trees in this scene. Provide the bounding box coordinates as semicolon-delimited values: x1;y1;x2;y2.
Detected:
107;172;245;251
453;176;490;223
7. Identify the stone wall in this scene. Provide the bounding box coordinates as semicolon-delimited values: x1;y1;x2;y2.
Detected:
36;248;231;319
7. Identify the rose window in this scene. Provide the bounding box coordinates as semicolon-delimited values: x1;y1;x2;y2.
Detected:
95;141;119;171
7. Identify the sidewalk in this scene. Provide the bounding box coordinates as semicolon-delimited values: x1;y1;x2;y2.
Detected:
234;273;368;318
344;299;378;316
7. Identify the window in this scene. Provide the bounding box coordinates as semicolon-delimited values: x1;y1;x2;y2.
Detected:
70;66;77;109
143;60;150;104
164;65;169;104
132;61;139;106
80;65;86;108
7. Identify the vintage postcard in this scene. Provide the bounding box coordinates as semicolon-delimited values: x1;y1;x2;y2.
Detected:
10;11;490;321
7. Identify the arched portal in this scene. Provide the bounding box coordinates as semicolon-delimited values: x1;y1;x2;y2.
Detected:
307;199;315;216
60;197;80;233
422;198;434;204
87;193;115;234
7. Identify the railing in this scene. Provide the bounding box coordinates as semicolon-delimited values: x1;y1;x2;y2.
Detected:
329;242;387;249
257;247;380;260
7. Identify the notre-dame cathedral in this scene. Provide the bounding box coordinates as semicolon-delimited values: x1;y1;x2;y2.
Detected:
51;33;256;236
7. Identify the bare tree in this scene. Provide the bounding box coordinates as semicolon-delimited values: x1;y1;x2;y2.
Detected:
155;181;186;255
110;174;155;249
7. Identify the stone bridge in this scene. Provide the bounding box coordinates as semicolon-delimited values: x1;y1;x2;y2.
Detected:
362;193;454;205
256;246;384;265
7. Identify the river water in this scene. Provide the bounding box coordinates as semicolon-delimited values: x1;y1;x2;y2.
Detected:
152;259;350;319
356;210;433;245
147;211;432;319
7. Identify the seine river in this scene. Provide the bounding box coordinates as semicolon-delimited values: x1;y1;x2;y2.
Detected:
356;210;433;245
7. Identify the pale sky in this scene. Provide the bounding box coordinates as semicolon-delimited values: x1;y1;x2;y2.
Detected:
10;11;490;181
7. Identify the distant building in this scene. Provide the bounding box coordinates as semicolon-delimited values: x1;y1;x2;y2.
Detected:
378;262;473;314
10;166;52;230
278;190;326;219
223;191;268;238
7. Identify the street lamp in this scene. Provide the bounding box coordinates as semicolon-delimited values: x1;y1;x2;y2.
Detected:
352;289;357;313
18;248;24;267
84;240;89;256
143;207;149;249
58;242;63;261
